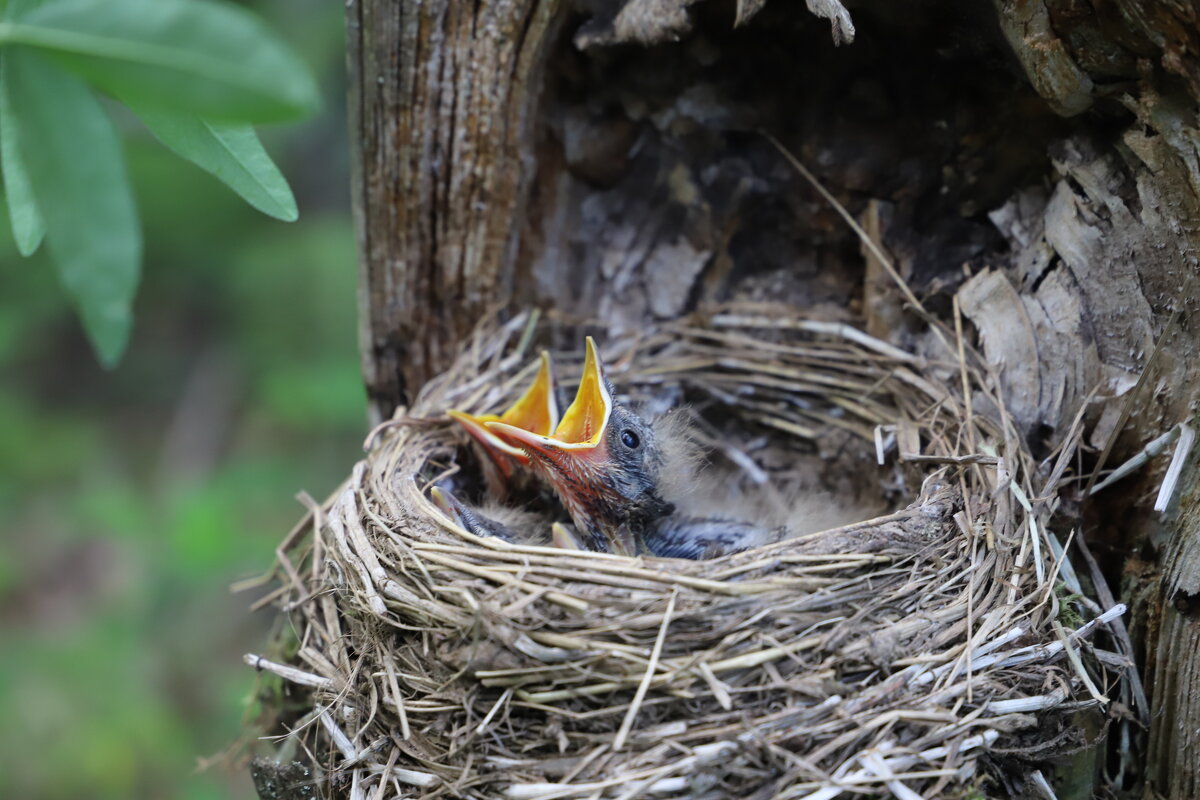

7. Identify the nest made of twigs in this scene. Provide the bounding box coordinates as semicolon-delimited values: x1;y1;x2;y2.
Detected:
245;304;1126;800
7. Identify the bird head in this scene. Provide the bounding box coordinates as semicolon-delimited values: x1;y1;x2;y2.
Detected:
447;351;559;482
486;337;673;555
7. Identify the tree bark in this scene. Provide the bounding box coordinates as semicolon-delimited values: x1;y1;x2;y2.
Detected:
994;3;1200;795
346;0;561;420
348;0;1200;794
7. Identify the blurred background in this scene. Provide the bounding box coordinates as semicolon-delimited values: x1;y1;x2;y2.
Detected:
0;2;360;797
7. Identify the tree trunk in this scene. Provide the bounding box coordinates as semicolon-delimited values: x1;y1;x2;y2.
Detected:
347;0;1200;794
346;0;561;419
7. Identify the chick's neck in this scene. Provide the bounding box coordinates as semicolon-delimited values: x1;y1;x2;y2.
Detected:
541;448;675;554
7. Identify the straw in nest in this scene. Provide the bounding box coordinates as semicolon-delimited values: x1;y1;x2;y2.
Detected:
243;305;1130;800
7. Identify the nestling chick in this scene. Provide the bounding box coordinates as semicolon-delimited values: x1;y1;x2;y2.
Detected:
487;338;779;558
429;486;586;551
446;352;559;499
430;486;543;544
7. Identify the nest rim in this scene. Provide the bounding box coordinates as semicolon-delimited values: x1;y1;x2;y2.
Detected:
246;304;1127;800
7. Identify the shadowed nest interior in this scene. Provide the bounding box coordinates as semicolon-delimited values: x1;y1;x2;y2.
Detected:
244;305;1130;800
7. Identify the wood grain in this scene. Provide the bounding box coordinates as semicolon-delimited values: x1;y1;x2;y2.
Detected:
347;0;562;419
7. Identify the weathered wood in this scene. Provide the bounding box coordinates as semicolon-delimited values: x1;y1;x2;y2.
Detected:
987;4;1200;794
1148;584;1200;797
347;0;562;419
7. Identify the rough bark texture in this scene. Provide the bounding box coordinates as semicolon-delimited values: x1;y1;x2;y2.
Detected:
346;0;561;418
349;0;1200;795
988;4;1200;796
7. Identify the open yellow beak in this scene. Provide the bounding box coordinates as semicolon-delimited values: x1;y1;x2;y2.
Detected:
448;351;559;460
486;337;612;458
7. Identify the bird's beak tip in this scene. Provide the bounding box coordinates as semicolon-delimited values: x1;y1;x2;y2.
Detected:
447;408;492;434
553;339;611;447
445;408;473;425
429;486;460;521
551;522;583;550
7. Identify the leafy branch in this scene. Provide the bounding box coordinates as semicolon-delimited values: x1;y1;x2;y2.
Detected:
0;0;319;366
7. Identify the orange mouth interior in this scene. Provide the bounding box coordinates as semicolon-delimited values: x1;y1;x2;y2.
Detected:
499;351;558;435
448;351;559;456
553;337;610;447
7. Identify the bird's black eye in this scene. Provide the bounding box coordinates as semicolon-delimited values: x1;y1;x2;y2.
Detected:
620;429;640;449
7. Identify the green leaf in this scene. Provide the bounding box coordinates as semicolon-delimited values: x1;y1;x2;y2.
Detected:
5;49;140;367
0;55;45;255
3;0;51;21
129;104;298;221
3;0;319;123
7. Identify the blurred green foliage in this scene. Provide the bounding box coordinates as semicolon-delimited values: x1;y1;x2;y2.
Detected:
2;0;321;365
0;2;358;797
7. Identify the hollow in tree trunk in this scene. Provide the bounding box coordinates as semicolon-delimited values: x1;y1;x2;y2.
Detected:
345;1;1200;795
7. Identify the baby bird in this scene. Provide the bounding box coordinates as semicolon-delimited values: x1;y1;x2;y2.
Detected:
487;338;778;559
430;486;521;542
429;486;585;550
446;352;559;498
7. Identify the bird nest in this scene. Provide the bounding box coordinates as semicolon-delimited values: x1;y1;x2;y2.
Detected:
245;305;1126;800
